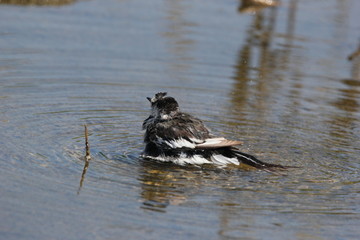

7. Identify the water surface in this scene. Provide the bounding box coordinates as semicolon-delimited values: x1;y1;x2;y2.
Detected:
0;0;359;239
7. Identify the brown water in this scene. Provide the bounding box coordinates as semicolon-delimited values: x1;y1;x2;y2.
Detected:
0;0;359;239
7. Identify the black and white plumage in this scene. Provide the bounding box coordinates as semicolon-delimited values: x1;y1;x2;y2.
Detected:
142;92;286;170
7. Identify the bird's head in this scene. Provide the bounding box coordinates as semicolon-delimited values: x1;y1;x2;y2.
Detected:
147;92;179;119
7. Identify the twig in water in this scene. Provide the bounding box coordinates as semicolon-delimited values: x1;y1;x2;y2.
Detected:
85;125;91;161
78;125;91;195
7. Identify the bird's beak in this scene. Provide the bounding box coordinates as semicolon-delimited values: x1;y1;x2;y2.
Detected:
146;97;152;102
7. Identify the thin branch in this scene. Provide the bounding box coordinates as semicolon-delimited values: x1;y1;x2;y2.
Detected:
85;125;91;161
78;125;91;195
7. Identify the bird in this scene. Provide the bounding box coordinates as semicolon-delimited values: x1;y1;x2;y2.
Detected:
141;92;288;171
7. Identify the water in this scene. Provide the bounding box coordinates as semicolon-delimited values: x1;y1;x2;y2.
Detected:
0;0;359;239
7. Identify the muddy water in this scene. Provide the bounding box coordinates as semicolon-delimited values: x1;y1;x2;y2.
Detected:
0;0;359;239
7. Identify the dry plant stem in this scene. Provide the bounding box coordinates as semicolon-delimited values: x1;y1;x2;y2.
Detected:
78;125;91;195
85;125;91;161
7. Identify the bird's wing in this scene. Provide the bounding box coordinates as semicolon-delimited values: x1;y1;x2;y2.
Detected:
148;115;207;149
195;137;243;149
154;136;243;149
151;119;243;149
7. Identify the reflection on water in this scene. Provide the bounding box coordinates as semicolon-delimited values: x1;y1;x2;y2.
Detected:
232;0;295;118
77;158;89;194
348;43;360;61
139;162;197;211
238;0;279;13
325;55;360;170
138;158;261;212
349;47;360;79
231;0;360;178
0;0;76;5
163;0;196;76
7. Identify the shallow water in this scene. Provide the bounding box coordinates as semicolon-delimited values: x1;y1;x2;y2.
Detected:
0;0;359;239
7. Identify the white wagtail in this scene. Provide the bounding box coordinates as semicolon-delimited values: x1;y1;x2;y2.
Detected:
142;92;288;170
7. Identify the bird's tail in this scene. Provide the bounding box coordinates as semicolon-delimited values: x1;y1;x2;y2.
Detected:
233;150;292;172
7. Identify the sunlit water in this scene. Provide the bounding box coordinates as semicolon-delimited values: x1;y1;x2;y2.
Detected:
0;0;359;239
